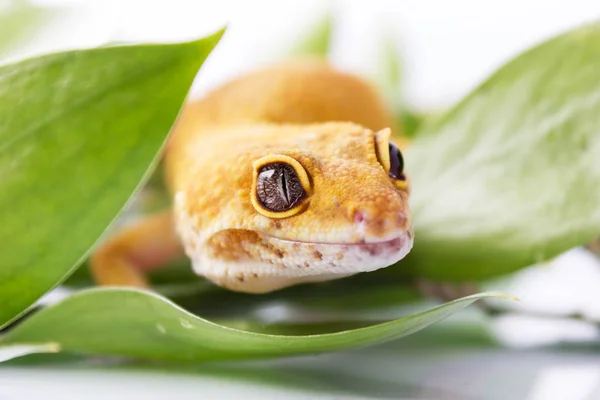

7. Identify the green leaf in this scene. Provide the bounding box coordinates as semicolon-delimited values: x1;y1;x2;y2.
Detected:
367;31;432;139
370;35;402;112
289;12;333;59
399;109;428;138
0;30;224;328
405;22;600;280
64;256;422;318
0;288;507;362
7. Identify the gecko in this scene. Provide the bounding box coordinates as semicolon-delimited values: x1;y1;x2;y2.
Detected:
90;60;413;293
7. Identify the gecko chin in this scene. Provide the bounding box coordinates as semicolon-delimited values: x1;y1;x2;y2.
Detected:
193;229;414;294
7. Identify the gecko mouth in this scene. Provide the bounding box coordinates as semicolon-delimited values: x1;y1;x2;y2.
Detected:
189;228;414;294
256;229;414;274
258;229;413;247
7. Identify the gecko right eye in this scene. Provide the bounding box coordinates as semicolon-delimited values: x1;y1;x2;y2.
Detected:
387;142;405;181
375;128;408;185
251;154;311;218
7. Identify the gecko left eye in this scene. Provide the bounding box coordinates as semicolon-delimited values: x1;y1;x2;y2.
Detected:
251;154;311;218
256;163;305;212
388;142;406;181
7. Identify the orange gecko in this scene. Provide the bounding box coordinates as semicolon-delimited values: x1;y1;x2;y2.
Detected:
90;60;413;293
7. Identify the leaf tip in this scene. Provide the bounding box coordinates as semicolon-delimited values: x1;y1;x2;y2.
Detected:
477;291;518;302
181;26;227;63
43;342;61;354
199;26;227;49
0;342;61;363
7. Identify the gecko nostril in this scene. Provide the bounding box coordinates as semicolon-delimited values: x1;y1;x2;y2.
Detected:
395;212;410;229
354;211;365;224
395;213;404;225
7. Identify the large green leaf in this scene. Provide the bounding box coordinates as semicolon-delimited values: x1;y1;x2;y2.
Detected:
64;259;423;318
405;22;600;280
0;31;224;328
0;288;506;362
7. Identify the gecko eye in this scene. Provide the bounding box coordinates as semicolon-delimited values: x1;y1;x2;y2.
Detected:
251;154;311;219
387;142;406;181
256;163;305;212
375;128;406;182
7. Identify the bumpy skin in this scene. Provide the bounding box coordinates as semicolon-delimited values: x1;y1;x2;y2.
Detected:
91;60;413;293
163;61;413;292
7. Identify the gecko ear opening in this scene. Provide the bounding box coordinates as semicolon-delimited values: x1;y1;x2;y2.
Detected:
251;154;312;219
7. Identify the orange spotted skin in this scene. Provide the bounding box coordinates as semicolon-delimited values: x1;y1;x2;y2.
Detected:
166;60;396;136
161;60;414;293
167;123;408;242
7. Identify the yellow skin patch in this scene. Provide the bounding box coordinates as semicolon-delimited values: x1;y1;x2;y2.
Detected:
90;60;413;293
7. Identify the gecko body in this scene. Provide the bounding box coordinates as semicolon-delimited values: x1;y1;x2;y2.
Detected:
91;61;413;293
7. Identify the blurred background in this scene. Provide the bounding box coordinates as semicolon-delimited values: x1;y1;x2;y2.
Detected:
5;0;600;111
3;0;600;399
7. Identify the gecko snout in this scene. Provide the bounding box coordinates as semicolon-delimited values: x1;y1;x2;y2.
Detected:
351;207;410;242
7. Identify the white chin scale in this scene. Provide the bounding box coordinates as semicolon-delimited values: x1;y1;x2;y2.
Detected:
190;230;414;294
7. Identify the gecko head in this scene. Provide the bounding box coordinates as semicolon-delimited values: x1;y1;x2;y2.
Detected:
174;122;413;293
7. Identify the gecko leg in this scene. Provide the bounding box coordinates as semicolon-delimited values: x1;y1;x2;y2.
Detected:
89;211;183;288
